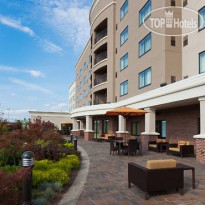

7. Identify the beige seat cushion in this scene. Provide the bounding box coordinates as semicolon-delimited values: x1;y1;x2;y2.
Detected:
146;159;176;169
157;139;166;143
169;147;180;152
149;144;157;148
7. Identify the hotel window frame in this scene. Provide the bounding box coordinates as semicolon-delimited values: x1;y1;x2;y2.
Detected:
156;120;167;139
102;120;109;134
131;122;139;136
120;80;128;96
120;0;128;20
120;53;128;71
139;33;151;57
84;62;87;71
199;51;205;74
139;67;152;89
120;26;128;46
199;6;205;31
139;0;151;26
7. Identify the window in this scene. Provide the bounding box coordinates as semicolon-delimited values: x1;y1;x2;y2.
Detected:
139;0;151;26
171;36;176;46
120;0;128;20
120;53;128;71
139;33;151;57
80;68;82;76
183;0;187;7
171;76;176;83
139;67;151;88
199;51;205;74
89;55;92;64
89;101;92;106
199;7;205;31
120;26;128;46
80;81;82;89
79;94;82;101
83;90;86;98
88;84;92;94
102;120;109;134
171;0;175;6
131;122;139;136
183;35;188;47
120;80;128;96
156;120;167;138
84;62;87;71
83;76;87;84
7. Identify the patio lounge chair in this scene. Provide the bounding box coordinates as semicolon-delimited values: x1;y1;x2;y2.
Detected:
148;139;167;152
167;141;195;158
128;159;184;199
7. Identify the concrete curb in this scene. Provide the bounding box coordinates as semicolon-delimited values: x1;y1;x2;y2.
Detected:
59;146;90;205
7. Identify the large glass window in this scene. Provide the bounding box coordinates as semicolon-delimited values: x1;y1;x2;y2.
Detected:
84;62;87;71
120;26;128;46
120;80;128;96
139;33;151;57
83;76;87;84
83;90;86;98
120;0;128;20
139;0;151;26
131;122;139;136
199;7;205;31
120;53;128;71
156;120;167;138
199;51;205;74
80;68;82;76
80;81;82;89
139;67;151;88
102;120;109;134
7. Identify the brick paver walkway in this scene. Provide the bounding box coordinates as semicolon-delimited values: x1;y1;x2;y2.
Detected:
76;139;205;205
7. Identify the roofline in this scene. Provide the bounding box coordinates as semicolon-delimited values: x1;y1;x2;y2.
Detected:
69;80;76;90
29;111;70;115
75;39;91;69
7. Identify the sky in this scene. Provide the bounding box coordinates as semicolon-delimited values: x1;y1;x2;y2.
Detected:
0;0;93;121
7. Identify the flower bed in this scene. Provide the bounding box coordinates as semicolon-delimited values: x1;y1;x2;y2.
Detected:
0;118;80;205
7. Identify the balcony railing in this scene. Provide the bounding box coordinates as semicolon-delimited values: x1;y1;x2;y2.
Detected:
95;28;107;44
94;98;107;105
94;74;107;86
95;51;107;65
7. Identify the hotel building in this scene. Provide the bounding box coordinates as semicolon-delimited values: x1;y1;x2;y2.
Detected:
70;0;205;162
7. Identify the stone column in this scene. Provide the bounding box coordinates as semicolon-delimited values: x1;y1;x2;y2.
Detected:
79;120;85;137
141;108;159;153
194;97;205;162
84;116;94;141
71;118;80;137
116;115;129;140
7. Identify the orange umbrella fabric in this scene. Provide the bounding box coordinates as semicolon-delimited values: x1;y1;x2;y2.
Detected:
105;106;150;117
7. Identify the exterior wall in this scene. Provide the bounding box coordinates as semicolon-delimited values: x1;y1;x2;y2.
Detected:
29;111;72;130
156;104;200;145
182;1;205;78
68;81;76;112
75;40;92;108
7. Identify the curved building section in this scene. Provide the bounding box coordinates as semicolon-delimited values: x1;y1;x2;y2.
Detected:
71;0;205;162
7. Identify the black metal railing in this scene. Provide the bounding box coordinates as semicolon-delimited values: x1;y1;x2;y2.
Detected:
94;74;107;86
95;28;107;44
94;98;107;105
94;51;107;65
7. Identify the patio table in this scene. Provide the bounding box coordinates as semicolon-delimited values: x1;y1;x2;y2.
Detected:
113;140;127;157
176;163;195;189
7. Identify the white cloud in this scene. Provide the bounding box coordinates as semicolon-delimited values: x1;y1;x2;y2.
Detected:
41;39;63;54
0;64;45;78
28;70;45;78
10;93;17;97
0;15;35;36
51;102;67;111
2;109;31;121
32;0;90;51
10;78;52;94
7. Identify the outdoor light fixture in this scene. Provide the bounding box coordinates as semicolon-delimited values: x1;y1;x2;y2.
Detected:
21;151;35;205
73;136;78;151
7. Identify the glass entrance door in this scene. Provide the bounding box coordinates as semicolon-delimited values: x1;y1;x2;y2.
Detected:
94;120;100;139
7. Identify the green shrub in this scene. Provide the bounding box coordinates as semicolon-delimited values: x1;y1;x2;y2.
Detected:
64;142;74;149
65;155;80;170
0;165;21;174
33;197;48;205
52;182;62;192
35;140;50;148
34;160;53;171
44;187;54;200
